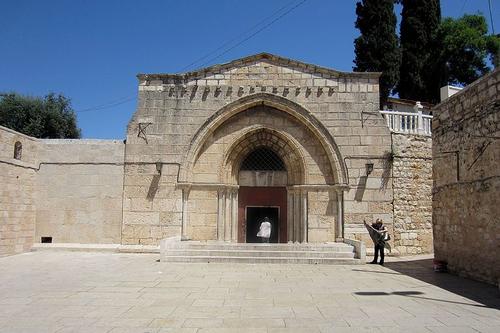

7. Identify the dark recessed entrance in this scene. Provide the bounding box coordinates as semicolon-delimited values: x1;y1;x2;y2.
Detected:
238;186;287;243
246;207;279;243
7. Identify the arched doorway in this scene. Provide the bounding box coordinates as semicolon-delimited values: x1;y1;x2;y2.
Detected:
237;147;287;243
222;127;307;243
181;95;348;243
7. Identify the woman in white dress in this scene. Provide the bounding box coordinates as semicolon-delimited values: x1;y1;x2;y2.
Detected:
256;217;272;243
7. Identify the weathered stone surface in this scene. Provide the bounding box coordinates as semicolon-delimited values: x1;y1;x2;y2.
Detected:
0;53;436;255
392;134;433;255
0;126;39;256
432;68;500;285
126;53;391;245
34;140;124;244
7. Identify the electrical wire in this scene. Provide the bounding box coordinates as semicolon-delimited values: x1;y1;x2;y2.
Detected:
487;0;495;34
75;0;308;113
75;96;136;113
459;0;468;15
179;0;300;73
195;0;308;70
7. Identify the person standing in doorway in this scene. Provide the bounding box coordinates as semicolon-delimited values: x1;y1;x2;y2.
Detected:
257;217;272;243
364;219;389;265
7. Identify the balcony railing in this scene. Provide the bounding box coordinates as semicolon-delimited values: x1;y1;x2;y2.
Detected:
380;110;432;136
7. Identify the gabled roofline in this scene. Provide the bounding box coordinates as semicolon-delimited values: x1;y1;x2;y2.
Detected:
137;52;382;82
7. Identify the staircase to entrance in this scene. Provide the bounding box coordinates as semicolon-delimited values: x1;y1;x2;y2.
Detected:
160;239;362;265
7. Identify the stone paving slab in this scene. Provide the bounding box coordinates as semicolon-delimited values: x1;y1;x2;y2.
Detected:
0;252;498;332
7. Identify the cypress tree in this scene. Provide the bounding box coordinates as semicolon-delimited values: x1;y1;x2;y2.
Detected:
397;0;441;103
353;0;400;107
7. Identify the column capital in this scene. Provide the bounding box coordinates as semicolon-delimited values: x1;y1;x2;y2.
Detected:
176;182;191;191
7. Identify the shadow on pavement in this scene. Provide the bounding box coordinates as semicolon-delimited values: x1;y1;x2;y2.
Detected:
384;258;500;309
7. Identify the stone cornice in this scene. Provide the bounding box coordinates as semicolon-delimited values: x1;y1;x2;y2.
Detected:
137;52;381;83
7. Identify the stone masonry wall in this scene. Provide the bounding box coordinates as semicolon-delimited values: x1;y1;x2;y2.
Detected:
392;133;433;255
432;68;499;285
35;140;124;244
125;54;394;245
0;126;39;256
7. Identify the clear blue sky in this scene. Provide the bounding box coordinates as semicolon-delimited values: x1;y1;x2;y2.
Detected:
1;0;497;139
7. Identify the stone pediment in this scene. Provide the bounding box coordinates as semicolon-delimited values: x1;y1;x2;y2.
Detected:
137;53;380;86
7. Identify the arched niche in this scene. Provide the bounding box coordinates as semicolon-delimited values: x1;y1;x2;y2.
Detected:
180;93;348;186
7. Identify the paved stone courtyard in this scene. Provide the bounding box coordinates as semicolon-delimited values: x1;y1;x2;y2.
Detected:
0;252;499;333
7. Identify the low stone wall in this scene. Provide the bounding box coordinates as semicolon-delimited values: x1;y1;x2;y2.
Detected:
392;133;433;254
35;139;125;244
0;126;39;256
432;68;500;285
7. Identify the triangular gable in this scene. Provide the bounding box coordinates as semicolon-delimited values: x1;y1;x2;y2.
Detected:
138;53;380;85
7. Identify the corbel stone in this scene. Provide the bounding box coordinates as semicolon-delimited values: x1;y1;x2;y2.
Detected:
202;86;211;100
283;87;290;97
168;86;175;97
214;86;222;97
237;86;244;97
317;87;323;97
305;87;312;98
189;85;198;100
180;85;188;98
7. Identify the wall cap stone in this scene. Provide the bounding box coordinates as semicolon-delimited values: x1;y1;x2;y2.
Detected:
137;52;382;83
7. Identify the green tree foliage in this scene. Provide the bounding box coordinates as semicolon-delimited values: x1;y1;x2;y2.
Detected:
397;0;441;103
437;14;500;87
0;92;81;138
353;0;400;107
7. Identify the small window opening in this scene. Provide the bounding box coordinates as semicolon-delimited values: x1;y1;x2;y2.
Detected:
240;147;286;171
14;141;22;160
41;237;52;243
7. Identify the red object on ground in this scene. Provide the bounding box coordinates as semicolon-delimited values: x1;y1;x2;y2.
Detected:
433;259;448;272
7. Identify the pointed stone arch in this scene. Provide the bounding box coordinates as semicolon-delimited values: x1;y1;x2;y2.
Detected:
180;93;348;185
221;126;307;185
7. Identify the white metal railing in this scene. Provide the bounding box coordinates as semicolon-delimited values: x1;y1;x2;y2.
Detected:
380;110;432;136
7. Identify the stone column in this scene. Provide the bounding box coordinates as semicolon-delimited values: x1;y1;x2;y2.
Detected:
301;190;308;243
217;187;225;241
336;189;344;241
231;189;238;242
287;189;294;243
224;189;232;241
293;190;300;242
181;186;190;241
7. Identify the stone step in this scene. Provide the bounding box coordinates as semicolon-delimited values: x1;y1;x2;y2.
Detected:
160;240;359;265
32;243;120;252
31;243;160;254
165;242;353;252
162;255;362;265
165;249;355;258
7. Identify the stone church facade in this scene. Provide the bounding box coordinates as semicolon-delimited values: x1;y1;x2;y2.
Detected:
124;53;389;245
0;53;433;256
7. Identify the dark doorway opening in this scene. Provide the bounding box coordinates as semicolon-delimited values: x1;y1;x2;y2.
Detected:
246;207;279;243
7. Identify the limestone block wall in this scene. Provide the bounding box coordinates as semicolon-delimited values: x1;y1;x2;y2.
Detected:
122;163;182;245
35;140;124;244
392;133;433;255
0;126;39;256
343;156;394;248
186;189;218;241
432;68;499;285
307;190;337;242
125;54;394;245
